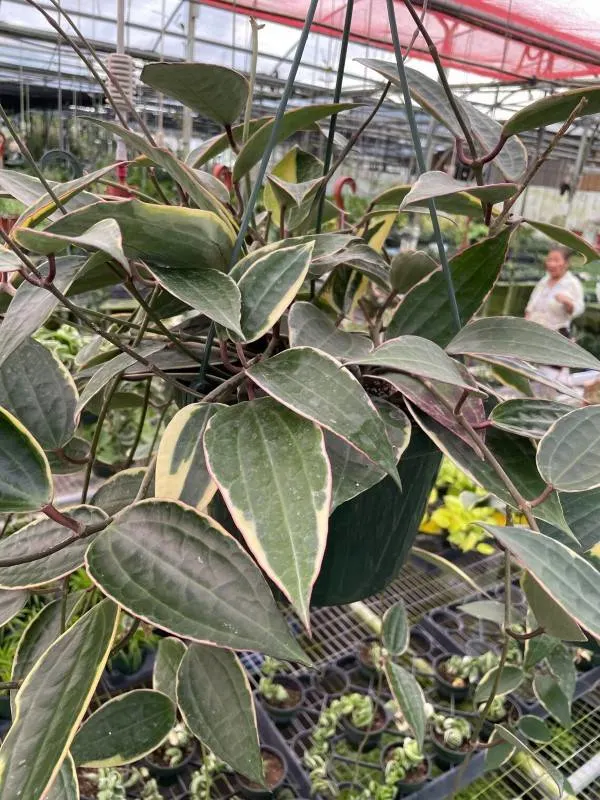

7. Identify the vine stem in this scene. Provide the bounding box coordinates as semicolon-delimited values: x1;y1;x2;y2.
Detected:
81;376;121;504
134;454;157;502
385;0;462;334
491;97;588;234
125;378;153;468
110;617;141;658
420;378;540;531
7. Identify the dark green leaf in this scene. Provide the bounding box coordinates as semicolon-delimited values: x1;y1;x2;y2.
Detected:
204;397;330;627
537;406;600;491
177;643;262;782
546;642;577;703
45;199;235;271
232;103;358;181
490;399;571;439
369;182;481;217
288;302;372;360
559;488;600;551
266;174;323;211
524;633;561;671
12;599;72;685
522;572;586;641
0;589;27;627
349;335;476;390
390;250;438;295
236;242;313;342
141;63;248;126
382;601;409;656
0;171;98;221
474;665;524;703
0;257;87;366
503;86;600;138
462;101;527;182
156;404;223;510
518;715;553;744
71;689;176;767
45;437;90;475
0;600;118;800
0;338;77;450
91;467;147;516
484;729;515;771
488;526;600;639
533;674;571;728
247;347;401;487
447;317;600;371
384;663;426;749
153;637;186;706
0;407;53;513
151;265;242;334
0;505;106;589
85;499;306;662
386;230;511;346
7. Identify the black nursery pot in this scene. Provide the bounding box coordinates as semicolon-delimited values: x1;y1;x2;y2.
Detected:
434;655;471;701
340;698;388;751
237;746;287;799
0;694;11;721
314;664;350;697
381;743;431;796
431;731;474;769
105;646;155;690
311;429;441;606
143;740;197;780
261;674;304;725
480;698;521;742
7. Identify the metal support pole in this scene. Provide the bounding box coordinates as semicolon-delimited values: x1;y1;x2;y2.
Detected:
182;0;198;153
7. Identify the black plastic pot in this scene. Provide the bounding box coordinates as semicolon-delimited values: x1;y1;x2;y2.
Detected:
260;675;304;726
431;731;474;769
143;740;197;781
381;743;432;796
237;746;287;799
480;698;521;742
340;698;388;751
311;429;441;606
104;647;155;691
434;655;471;701
356;637;380;680
314;664;350;697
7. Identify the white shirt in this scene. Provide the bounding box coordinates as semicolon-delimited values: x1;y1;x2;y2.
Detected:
525;271;585;331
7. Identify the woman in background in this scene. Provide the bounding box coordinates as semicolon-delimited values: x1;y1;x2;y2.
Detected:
525;247;585;335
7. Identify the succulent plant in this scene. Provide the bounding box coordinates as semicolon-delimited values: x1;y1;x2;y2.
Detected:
258;656;290;704
431;713;472;750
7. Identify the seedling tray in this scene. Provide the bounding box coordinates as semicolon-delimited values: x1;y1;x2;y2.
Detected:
420;581;600;715
250;628;491;800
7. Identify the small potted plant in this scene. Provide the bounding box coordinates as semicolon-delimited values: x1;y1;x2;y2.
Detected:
381;737;430;795
479;695;521;741
434;652;498;700
257;656;304;725
237;745;287;799
430;713;473;768
144;722;196;779
338;693;387;750
105;617;158;690
314;663;350;696
186;752;228;799
78;767;144;799
357;636;383;680
573;647;597;672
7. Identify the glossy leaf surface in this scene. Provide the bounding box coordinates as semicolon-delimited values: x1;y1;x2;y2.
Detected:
537;406;600;491
490;399;571;439
0;600;118;800
177;643;262;783
382;601;409;656
153;637;186;706
248;347;400;486
384;663;426;750
503;86;600;137
204;397;330;627
71;689;175;767
156;404;223;510
0;407;53;513
288;302;372;360
85;499;305;662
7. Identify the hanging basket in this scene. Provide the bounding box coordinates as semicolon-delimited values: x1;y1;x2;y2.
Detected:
311;426;441;606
